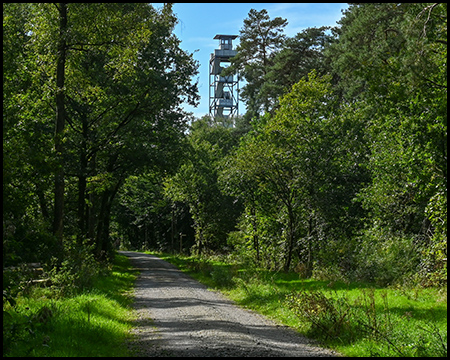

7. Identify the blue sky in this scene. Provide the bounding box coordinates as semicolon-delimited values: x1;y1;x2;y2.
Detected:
152;3;349;119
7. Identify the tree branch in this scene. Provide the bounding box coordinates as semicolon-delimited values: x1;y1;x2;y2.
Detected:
416;3;440;38
422;76;447;89
67;41;124;52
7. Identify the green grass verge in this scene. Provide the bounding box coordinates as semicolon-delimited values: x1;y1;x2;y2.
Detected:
3;252;138;357
149;251;447;357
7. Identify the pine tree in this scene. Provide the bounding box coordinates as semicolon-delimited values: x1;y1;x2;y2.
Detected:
223;9;287;120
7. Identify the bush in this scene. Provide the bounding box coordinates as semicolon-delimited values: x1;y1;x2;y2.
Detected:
353;229;420;285
286;289;355;341
47;238;104;296
311;263;348;282
3;302;57;356
210;266;235;288
286;288;447;357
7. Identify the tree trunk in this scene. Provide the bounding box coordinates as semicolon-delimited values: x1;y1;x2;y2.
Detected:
87;153;96;241
77;115;89;243
77;151;87;241
95;178;122;260
284;205;295;272
36;188;50;221
306;214;313;278
196;222;203;256
96;191;111;259
53;3;67;245
250;206;260;263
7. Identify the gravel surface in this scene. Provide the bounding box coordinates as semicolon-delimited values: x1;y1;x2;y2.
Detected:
120;251;338;357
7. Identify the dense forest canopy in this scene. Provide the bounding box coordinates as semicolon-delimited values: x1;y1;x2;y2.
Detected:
3;3;446;287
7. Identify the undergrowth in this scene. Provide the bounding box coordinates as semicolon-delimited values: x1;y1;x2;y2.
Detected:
3;252;137;357
152;251;447;357
286;288;447;357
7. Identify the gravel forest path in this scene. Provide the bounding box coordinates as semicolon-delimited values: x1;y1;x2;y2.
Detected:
120;251;338;357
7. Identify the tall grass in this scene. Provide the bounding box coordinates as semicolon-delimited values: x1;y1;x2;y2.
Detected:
153;251;447;357
3;253;137;357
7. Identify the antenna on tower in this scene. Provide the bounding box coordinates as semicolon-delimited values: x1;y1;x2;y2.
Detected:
209;34;239;126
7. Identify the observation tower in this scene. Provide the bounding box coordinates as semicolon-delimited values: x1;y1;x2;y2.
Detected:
209;34;239;123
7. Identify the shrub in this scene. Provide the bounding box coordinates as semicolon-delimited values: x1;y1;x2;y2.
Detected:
311;263;348;282
353;229;420;285
286;289;355;341
3;303;57;356
47;238;103;296
286;288;447;357
210;266;235;288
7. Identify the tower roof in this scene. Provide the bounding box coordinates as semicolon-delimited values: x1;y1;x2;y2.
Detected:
213;34;238;40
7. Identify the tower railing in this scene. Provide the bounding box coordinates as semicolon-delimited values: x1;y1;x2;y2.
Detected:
209;35;239;124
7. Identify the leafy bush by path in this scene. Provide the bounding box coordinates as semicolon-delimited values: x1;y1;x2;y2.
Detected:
3;253;137;357
47;238;103;297
155;251;447;357
286;288;447;357
210;265;235;288
286;289;354;341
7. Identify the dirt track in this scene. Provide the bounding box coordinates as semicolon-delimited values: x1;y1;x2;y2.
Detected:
120;251;338;357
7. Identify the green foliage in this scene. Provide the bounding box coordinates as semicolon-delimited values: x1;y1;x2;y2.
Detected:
114;172;175;251
286;289;354;341
3;3;199;265
4;4;447;350
47;238;103;296
263;26;335;109
224;8;288;117
332;3;447;285
286;287;447;357
354;228;421;286
219;3;447;284
158;251;447;357
421;189;447;286
3;253;136;357
164;117;242;255
210;266;235;289
221;71;367;273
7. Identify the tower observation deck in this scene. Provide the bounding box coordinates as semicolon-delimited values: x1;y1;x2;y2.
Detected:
209;35;239;122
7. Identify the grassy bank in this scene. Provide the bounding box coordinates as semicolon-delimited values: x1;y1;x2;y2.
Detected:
3;253;138;357
150;251;447;357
